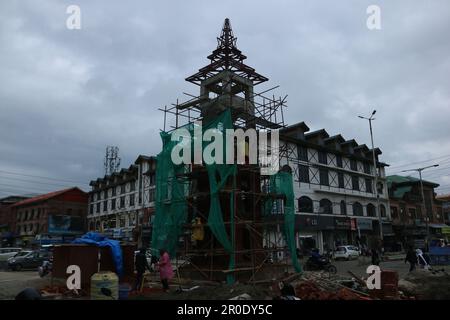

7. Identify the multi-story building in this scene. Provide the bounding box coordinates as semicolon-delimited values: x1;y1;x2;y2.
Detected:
0;195;30;247
10;188;88;247
87;155;156;246
388;175;446;249
276;124;391;253
436;194;450;242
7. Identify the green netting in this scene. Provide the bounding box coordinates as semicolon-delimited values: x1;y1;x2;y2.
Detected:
264;171;302;273
151;108;301;284
151;109;237;283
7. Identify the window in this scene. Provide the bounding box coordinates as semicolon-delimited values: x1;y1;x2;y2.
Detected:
319;168;329;186
318;151;328;164
298;196;313;213
319;199;333;214
96;203;100;213
352;176;359;191
37;208;41;219
298;146;308;162
149;189;156;202
121;185;126;194
338;172;345;188
111;199;116;210
103;200;107;212
408;208;416;219
353;202;363;216
340;200;347;215
112;187;116;197
365;178;373;193
130;181;136;192
149;174;156;186
367;203;376;217
89;204;93;215
350;159;358;171
363;162;371;174
336;155;343;168
120;196;125;208
298;165;309;183
129;194;135;206
380;204;387;218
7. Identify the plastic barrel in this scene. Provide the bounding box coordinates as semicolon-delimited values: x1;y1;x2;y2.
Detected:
90;272;119;300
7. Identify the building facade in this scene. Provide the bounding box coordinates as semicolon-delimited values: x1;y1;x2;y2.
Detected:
0;195;29;247
87;155;156;246
10;188;88;247
277;123;392;253
388;175;447;249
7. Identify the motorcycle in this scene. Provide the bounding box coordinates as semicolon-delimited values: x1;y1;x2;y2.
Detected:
303;256;337;274
38;258;52;278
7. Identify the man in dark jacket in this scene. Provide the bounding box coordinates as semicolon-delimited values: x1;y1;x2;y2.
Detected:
405;247;417;272
133;248;151;291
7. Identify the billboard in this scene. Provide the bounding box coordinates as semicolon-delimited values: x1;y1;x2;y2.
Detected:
48;215;84;235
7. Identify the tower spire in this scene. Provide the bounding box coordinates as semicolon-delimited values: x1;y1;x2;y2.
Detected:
185;18;268;85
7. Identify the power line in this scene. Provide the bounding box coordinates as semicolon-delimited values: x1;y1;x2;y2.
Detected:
387;154;450;170
0;183;55;194
0;175;77;188
0;170;89;185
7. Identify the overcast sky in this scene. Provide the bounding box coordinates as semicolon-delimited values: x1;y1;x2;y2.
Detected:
1;0;449;196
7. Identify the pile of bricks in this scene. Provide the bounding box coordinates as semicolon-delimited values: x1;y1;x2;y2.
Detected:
295;281;372;300
369;270;399;300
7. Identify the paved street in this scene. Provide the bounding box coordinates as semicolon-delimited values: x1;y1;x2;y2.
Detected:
0;271;51;300
332;257;410;279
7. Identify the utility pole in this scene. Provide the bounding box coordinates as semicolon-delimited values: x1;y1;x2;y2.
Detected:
358;110;383;242
401;164;439;246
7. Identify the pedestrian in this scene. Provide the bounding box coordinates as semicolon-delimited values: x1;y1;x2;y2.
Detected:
157;249;174;292
405;247;417;272
133;248;151;292
371;248;380;266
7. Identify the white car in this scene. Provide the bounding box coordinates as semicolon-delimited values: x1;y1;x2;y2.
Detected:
333;246;360;260
0;248;22;262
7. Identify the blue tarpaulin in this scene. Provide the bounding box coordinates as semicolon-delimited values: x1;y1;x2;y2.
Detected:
72;232;124;277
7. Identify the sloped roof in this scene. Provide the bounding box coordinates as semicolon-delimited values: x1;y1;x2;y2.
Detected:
11;187;85;207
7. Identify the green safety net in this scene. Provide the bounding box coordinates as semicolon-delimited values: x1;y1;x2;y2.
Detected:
264;171;302;273
151;108;301;283
151;109;237;283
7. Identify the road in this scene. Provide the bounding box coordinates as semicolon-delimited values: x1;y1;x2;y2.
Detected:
331;256;410;278
0;271;51;300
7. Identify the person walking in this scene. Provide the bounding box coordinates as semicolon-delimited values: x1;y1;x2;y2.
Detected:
157;249;174;292
405;247;417;272
133;248;151;292
371;248;380;266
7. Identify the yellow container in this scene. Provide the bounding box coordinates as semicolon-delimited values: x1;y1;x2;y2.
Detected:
90;271;119;300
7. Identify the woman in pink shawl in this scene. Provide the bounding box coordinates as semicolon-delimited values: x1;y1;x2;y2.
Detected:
158;249;173;292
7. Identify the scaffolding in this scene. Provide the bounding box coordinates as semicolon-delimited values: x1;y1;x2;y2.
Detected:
152;18;301;283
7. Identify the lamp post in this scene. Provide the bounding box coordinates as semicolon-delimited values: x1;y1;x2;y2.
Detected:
358;110;383;242
401;164;439;246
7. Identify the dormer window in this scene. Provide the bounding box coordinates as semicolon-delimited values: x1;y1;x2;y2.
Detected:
318;151;327;165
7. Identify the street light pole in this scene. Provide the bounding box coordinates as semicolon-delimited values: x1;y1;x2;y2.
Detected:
358;110;383;242
401;164;439;245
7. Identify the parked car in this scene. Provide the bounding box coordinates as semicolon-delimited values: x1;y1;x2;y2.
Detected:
8;250;52;271
0;248;22;262
333;245;360;260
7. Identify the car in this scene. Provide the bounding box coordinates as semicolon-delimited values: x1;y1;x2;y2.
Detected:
7;250;52;271
333;245;360;260
0;248;23;262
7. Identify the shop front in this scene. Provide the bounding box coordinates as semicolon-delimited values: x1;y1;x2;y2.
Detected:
356;218;373;249
295;214;335;254
333;217;357;249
